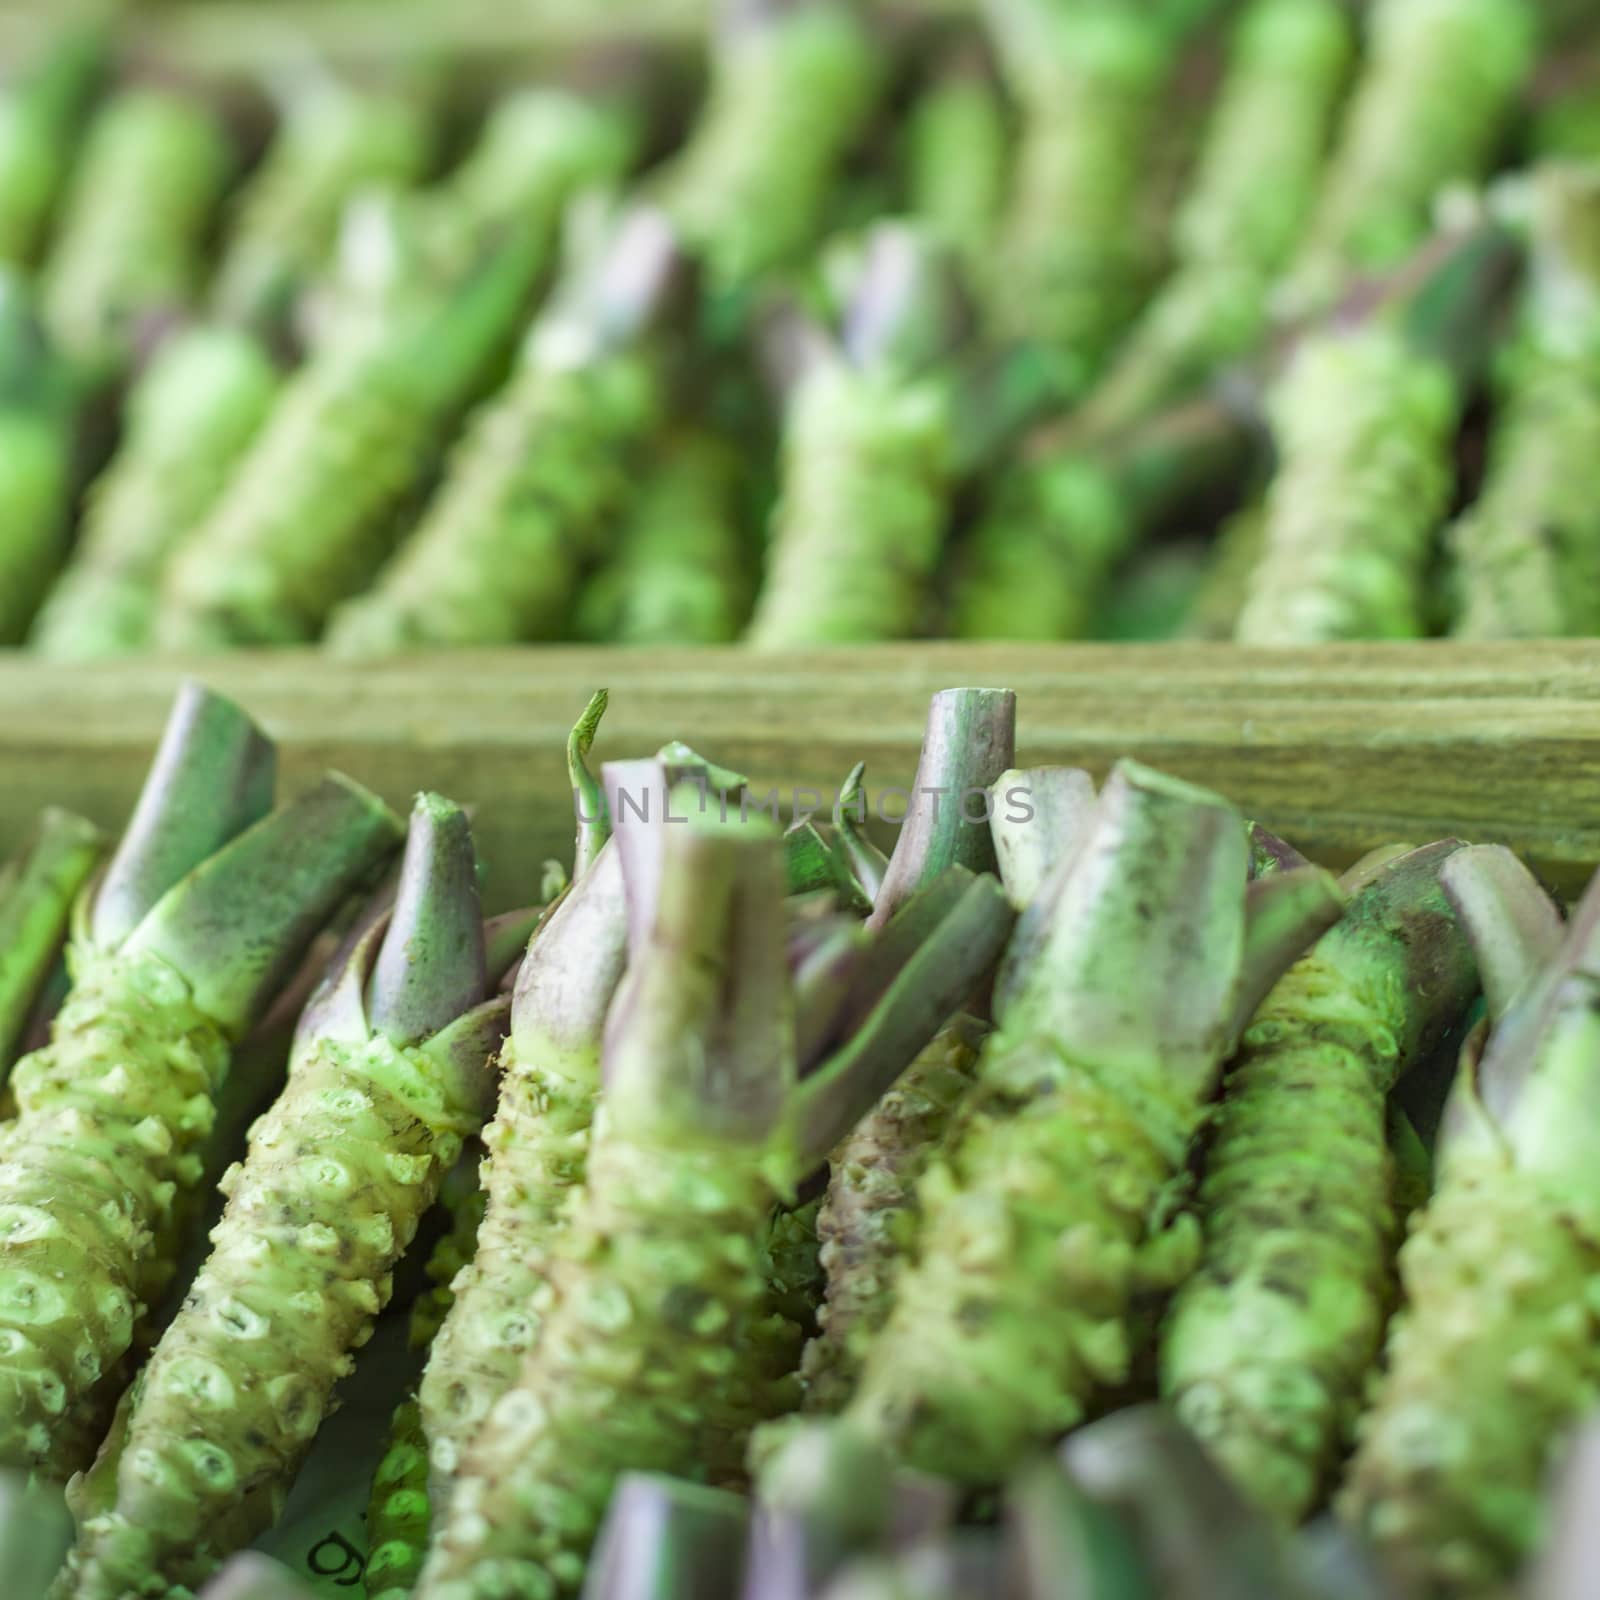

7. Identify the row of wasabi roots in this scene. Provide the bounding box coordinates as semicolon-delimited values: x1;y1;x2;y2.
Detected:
0;0;1594;655
1;679;1600;1600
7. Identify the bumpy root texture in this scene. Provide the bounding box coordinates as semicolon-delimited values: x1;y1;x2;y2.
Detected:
840;762;1343;1485
1339;854;1600;1594
1159;841;1480;1523
60;794;495;1597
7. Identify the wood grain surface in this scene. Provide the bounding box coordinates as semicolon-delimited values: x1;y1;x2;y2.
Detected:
0;641;1595;904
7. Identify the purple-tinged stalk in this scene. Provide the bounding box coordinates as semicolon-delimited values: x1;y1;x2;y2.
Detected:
1073;0;1354;441
1059;1406;1308;1599
40;86;234;373
0;809;103;1079
324;203;681;653
1158;842;1482;1523
414;804;1015;1597
60;794;509;1599
1338;846;1600;1596
1276;0;1535;320
835;761;1345;1483
582;1474;749;1600
746;221;962;647
1448;163;1600;639
0;682;401;1478
799;689;1014;1413
30;325;280;658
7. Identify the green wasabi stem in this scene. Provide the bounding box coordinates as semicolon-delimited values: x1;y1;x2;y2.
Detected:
1005;1454;1155;1599
838;761;1346;1484
581;1475;749;1600
1386;1103;1433;1235
819;1537;1007;1600
801;689;1016;1412
212;79;435;340
61;794;505;1598
30;326;280;658
1157;840;1481;1524
0;270;77;645
0;809;103;1076
415;813;1015;1598
1526;1415;1600;1600
1061;1407;1309;1599
198;1554;318;1600
40;86;234;373
833;766;890;907
1277;0;1536;320
953;398;1252;642
1449;164;1600;639
650;0;879;311
569;689;611;881
764;1195;826;1341
575;430;752;645
0;683;401;1478
1235;223;1521;644
1337;847;1600;1596
1290;1521;1404;1600
0;28;106;270
157;231;543;650
1178;503;1268;640
1074;0;1354;441
325;202;678;653
311;90;635;353
747;222;961;647
988;767;1098;914
0;1470;73;1600
903;43;1008;278
979;0;1178;402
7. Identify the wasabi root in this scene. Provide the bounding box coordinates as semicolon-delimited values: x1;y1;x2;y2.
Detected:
0;682;401;1477
746;223;958;647
836;762;1344;1484
40;87;234;371
1338;847;1600;1595
1278;0;1535;318
60;794;509;1598
1448;163;1600;639
324;204;676;653
30;327;280;658
414;805;1014;1596
1158;841;1481;1523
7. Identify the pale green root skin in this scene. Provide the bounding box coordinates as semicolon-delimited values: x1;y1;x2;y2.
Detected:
414;1132;799;1599
1280;0;1534;317
905;73;1007;273
803;1028;978;1413
1448;346;1600;640
31;329;279;658
843;1031;1198;1485
0;414;71;645
1234;327;1458;644
214;90;432;331
41;90;232;367
747;364;951;647
987;8;1171;388
654;6;877;295
62;1031;477;1599
1079;0;1352;435
952;454;1127;642
416;1036;596;1508
325;354;660;652
0;948;229;1477
159;242;532;649
1158;949;1405;1523
1339;1159;1600;1596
